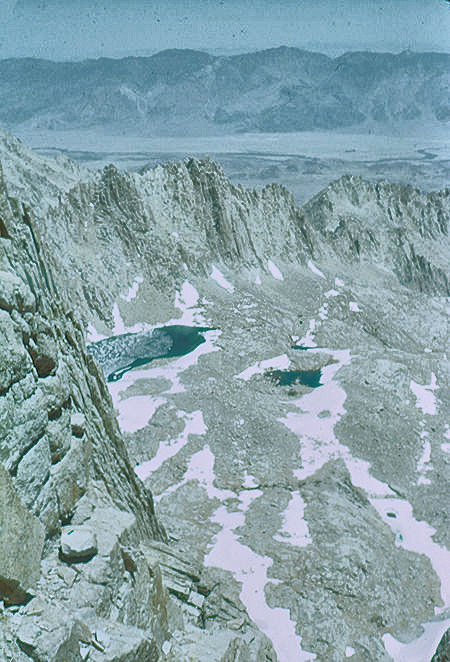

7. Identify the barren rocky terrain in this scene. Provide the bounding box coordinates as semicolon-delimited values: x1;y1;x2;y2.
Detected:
0;129;449;661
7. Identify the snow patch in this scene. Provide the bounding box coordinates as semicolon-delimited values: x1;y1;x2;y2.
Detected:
120;275;143;302
178;280;199;308
112;303;126;336
345;647;355;657
205;499;316;662
417;436;432;486
115;396;165;434
370;498;450;606
211;266;234;292
268;260;284;281
299;319;317;348
243;474;259;489
308;260;325;279
280;345;450;625
174;280;205;325
236;354;291;381
86;323;106;343
349;301;360;312
410;374;438;415
318;303;328;321
157;445;235;502
274;491;312;548
383;618;450;662
135;410;207;480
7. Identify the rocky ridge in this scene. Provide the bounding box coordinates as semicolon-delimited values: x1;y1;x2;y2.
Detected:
1;131;448;329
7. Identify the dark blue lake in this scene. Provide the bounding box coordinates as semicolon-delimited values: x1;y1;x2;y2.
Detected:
267;369;322;389
88;325;213;382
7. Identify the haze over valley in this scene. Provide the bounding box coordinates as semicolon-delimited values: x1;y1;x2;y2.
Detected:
3;46;449;201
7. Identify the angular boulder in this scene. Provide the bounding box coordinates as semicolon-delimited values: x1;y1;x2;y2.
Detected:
0;462;45;604
60;526;98;563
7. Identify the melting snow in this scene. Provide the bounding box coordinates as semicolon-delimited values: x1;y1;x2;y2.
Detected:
268;260;284;280
135;410;207;480
307;260;325;279
410;374;438;415
120;275;143;302
383;618;450;662
114;395;165;434
274;491;312;548
205;495;316;662
236;354;291;381
211;266;234;292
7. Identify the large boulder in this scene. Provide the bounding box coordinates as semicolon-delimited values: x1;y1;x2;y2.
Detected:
0;462;45;605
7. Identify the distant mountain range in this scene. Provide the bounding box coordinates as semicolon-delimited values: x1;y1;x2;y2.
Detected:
0;47;449;135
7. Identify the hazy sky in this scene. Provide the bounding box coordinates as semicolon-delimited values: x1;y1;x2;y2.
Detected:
0;0;449;60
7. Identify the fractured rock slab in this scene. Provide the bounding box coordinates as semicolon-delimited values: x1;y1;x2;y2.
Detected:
0;462;45;605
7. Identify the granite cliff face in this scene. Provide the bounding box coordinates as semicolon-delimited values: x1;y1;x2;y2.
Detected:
303;175;450;296
0;131;449;661
0;48;449;135
0;163;169;659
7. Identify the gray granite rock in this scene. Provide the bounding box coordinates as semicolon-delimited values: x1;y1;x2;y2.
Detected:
60;526;98;563
0;463;45;605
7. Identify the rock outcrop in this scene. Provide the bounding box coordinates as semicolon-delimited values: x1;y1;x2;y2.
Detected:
0;463;45;606
303;174;450;295
0;163;169;659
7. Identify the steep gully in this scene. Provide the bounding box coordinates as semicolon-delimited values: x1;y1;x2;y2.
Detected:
89;265;450;662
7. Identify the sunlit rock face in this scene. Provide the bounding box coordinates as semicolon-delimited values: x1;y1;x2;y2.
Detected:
0;131;449;661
